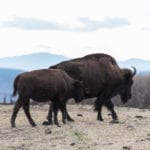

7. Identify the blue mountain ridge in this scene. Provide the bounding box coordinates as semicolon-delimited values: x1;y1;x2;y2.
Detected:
118;58;150;73
0;68;24;102
0;52;69;71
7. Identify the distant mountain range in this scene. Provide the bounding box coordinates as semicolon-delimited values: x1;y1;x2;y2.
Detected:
0;53;149;72
0;52;69;71
118;58;150;74
0;68;23;102
0;52;150;103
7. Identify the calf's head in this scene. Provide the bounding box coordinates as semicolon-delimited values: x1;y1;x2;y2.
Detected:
120;67;136;103
72;80;84;103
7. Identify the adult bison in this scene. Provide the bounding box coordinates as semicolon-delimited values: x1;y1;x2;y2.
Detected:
11;69;84;127
47;53;136;123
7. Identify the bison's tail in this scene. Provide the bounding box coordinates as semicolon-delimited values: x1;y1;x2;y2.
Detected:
12;75;20;97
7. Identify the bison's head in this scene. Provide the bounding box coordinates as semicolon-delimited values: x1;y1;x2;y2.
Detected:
120;67;136;103
73;80;84;103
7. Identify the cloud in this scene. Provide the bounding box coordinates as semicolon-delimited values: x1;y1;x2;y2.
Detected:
142;27;150;31
2;16;130;32
74;17;130;31
3;17;67;30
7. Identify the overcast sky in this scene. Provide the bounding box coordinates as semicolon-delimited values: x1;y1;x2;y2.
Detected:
0;0;150;60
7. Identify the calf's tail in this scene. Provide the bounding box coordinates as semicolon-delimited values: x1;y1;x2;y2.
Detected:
12;75;20;97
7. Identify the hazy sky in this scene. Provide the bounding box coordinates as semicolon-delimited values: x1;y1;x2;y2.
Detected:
0;0;150;60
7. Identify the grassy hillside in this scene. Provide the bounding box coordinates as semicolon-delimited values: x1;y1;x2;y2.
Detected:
0;104;150;149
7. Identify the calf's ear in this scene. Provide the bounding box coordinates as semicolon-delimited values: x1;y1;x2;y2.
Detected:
74;80;83;87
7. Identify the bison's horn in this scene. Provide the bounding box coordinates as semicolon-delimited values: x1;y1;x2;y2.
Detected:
131;66;136;77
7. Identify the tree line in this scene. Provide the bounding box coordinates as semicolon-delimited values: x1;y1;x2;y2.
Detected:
79;75;150;109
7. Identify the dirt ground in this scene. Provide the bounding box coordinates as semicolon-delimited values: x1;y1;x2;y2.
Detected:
0;104;150;150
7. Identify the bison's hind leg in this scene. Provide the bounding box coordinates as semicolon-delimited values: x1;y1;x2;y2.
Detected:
10;98;23;128
22;100;36;127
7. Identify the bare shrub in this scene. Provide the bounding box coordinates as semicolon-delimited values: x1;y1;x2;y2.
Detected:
113;75;150;108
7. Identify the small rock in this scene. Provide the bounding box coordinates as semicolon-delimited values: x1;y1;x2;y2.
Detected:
77;114;83;117
135;115;143;119
108;113;112;116
147;133;150;136
122;146;131;150
70;143;76;146
45;128;52;134
126;124;135;130
146;137;150;141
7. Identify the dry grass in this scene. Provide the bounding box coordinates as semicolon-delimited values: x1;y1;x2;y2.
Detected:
0;104;150;150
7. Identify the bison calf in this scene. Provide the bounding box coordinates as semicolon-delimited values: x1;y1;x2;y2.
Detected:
11;69;84;127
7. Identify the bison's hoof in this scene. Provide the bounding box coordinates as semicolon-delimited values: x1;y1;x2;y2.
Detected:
62;121;66;124
45;128;52;134
42;121;52;126
11;125;16;128
97;118;104;121
110;120;119;124
57;124;61;127
31;123;37;127
67;118;75;122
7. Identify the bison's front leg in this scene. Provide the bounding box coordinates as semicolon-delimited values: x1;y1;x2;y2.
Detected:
95;97;104;121
61;104;67;124
104;99;118;121
97;106;104;121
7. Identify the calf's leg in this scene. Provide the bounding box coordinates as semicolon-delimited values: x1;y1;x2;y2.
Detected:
46;102;74;123
61;105;67;124
11;98;23;128
53;102;60;126
43;101;73;126
43;102;53;125
53;100;67;125
22;100;36;127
